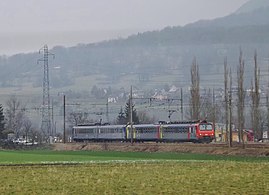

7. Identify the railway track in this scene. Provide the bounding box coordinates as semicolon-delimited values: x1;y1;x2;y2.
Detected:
70;142;269;149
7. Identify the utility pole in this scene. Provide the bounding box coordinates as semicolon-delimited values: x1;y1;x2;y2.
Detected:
106;98;109;123
51;98;54;138
213;89;216;141
180;88;183;121
229;68;233;147
130;86;133;145
63;95;66;144
228;91;232;147
38;45;54;142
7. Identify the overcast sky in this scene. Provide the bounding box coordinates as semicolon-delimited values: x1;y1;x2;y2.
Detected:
0;0;249;55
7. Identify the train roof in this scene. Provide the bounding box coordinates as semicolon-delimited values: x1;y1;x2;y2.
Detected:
165;120;210;124
73;124;126;129
131;124;159;128
73;120;212;129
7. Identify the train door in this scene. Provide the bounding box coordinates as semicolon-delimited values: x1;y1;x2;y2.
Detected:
189;126;196;141
126;125;136;141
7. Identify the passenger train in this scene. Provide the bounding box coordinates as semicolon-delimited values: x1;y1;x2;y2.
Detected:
72;120;215;143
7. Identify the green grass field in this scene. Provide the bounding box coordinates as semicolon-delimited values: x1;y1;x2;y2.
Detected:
0;150;268;164
0;150;268;194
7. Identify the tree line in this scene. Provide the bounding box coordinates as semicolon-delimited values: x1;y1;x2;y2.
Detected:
189;49;267;145
0;96;42;142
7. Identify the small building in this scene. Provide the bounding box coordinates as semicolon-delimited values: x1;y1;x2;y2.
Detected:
215;129;252;143
7;133;15;141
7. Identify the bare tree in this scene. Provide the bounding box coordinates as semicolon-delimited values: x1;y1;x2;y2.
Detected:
67;112;91;126
0;104;5;139
251;51;261;141
200;89;217;121
267;93;269;140
5;96;26;138
190;57;200;120
237;49;245;145
22;119;33;142
138;110;156;124
267;56;269;140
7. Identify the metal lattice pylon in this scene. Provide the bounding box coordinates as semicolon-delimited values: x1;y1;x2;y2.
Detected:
38;45;54;139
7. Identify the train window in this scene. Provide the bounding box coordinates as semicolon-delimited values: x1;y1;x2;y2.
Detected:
163;126;188;133
136;127;157;134
200;125;206;130
115;128;121;133
173;127;187;133
77;128;95;134
181;127;187;133
142;127;155;134
138;128;144;133
199;124;213;131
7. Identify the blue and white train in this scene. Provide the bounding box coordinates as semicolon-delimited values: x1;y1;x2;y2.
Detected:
72;120;215;143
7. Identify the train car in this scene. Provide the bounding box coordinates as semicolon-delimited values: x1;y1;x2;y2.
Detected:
72;124;126;142
160;120;215;143
160;123;190;142
126;124;160;142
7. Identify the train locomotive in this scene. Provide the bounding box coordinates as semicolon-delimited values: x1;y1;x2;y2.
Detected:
72;120;215;143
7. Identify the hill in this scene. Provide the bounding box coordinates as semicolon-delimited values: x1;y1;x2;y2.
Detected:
235;0;269;14
1;0;269;94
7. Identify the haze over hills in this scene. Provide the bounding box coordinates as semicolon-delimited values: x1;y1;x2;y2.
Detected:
235;0;269;14
0;0;245;56
0;0;269;94
186;0;269;28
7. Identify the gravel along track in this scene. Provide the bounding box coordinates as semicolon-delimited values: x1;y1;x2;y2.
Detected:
52;142;269;157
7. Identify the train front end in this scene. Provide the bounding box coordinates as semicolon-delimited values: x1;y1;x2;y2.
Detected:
196;122;215;143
